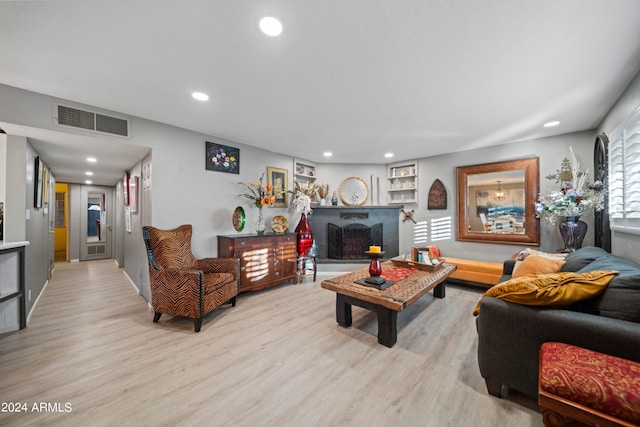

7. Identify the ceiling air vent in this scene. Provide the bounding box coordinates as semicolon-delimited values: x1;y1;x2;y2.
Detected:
56;104;129;137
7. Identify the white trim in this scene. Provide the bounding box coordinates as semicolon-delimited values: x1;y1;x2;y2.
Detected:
611;223;640;236
26;279;50;326
608;103;640;235
123;269;141;296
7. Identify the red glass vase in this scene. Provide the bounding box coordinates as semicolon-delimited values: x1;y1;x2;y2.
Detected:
295;212;313;256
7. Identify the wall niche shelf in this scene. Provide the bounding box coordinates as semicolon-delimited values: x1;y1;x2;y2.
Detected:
294;159;317;190
387;162;418;205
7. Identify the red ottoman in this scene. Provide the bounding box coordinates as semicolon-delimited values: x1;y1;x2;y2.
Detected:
538;342;640;427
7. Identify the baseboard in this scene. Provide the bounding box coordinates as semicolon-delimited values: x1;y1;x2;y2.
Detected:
316;263;368;276
27;278;50;326
123;270;141;296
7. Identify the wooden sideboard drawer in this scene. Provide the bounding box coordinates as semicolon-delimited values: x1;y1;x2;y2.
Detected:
218;233;297;292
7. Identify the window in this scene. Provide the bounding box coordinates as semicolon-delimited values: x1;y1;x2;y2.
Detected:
55;192;65;227
412;216;452;244
609;105;640;234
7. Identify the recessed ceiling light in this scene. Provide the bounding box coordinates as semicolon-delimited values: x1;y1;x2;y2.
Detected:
192;92;209;101
323;151;333;157
384;153;394;158
543;121;560;128
85;180;92;185
259;16;282;36
87;157;97;163
85;171;94;176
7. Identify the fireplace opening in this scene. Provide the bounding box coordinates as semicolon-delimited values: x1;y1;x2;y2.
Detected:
327;223;383;259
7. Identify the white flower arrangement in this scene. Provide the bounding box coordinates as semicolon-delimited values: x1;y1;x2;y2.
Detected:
535;147;605;223
288;179;318;215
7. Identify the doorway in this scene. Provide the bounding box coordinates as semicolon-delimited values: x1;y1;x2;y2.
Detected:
80;186;113;260
54;183;68;262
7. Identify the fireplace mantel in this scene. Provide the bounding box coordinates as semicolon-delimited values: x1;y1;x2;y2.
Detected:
308;206;401;263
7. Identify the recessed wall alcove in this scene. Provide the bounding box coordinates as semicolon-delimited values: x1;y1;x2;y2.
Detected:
308;206;401;263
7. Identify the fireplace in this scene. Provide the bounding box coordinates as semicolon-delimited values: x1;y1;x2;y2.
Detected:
328;223;382;259
308;206;401;263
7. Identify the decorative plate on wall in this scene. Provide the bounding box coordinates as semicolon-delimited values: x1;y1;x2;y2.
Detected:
428;179;447;210
232;206;245;232
271;215;288;233
339;176;369;206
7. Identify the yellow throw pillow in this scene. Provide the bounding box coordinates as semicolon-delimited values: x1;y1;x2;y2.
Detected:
512;255;566;278
472;270;618;316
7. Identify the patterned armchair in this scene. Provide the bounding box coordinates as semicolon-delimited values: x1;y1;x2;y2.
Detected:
142;224;239;332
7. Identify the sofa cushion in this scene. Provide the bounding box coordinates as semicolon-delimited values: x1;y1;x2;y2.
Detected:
512;255;566;278
540;342;640;425
561;246;610;272
472;270;618;316
572;255;640;322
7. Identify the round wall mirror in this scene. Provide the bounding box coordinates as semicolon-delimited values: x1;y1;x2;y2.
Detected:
339;176;369;206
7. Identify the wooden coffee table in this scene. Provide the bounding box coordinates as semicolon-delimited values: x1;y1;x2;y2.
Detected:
321;261;456;347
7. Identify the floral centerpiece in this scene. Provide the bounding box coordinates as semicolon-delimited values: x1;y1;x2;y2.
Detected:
238;173;276;234
238;173;276;208
535;147;604;224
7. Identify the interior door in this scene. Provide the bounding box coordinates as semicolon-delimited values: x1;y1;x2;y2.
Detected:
80;186;113;260
594;134;611;251
47;176;56;277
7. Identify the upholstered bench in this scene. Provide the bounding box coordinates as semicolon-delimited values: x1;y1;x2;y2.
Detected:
441;257;502;287
539;342;640;427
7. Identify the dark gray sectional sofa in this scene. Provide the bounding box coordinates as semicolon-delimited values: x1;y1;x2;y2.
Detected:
476;246;640;398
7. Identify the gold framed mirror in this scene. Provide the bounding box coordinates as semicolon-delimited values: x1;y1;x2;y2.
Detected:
457;157;540;245
339;176;369;206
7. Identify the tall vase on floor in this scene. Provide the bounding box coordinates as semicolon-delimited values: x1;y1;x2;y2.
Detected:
295;212;313;256
559;216;587;252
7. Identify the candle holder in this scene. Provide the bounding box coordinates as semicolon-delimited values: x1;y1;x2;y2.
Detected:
364;250;386;285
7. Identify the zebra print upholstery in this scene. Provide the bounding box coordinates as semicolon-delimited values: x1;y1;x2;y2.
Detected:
142;224;239;332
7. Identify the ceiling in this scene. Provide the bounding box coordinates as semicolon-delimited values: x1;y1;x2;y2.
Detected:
1;1;640;186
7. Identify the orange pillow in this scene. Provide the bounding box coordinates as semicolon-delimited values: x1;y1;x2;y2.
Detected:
512;255;566;278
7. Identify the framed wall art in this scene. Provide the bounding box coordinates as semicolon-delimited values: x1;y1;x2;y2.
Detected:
129;175;139;213
123;171;130;205
34;156;44;208
267;166;288;208
206;141;239;174
428;179;447;210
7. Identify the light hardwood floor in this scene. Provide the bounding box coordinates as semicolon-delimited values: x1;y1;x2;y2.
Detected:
0;260;540;426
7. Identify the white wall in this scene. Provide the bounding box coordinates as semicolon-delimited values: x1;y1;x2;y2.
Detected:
1;79;636;312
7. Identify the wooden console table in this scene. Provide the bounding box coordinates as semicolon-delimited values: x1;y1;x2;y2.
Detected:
217;233;298;292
